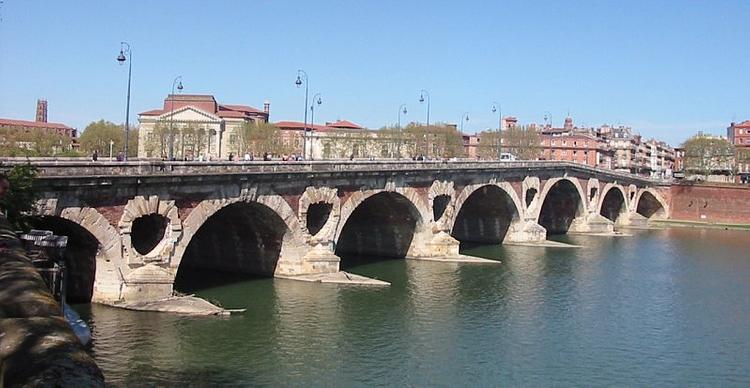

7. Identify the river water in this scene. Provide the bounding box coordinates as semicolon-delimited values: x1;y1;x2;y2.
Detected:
75;227;750;386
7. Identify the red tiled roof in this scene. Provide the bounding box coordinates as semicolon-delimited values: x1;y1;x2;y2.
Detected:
219;104;265;114
735;120;750;128
0;118;74;130
139;109;165;116
274;121;328;131
326;120;362;129
217;110;249;118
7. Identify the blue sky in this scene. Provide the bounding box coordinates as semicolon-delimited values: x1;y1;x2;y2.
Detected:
1;0;748;146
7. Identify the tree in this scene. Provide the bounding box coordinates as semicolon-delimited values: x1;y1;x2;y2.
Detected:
502;125;541;160
239;122;288;156
0;126;74;157
681;134;734;176
1;164;39;231
475;130;502;159
402;124;465;158
78;120;138;158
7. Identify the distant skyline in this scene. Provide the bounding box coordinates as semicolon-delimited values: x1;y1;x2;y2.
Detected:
1;0;748;146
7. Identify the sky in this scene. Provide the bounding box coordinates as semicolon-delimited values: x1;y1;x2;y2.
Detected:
0;0;748;146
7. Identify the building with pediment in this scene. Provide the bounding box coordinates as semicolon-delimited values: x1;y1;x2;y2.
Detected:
137;94;269;159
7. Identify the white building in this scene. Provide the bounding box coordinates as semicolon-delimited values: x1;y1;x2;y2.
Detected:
137;94;269;159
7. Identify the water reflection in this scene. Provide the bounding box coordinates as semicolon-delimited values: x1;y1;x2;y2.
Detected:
80;228;750;386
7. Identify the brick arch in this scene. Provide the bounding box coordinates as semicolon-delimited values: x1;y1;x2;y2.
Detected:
635;188;670;219
534;177;588;221
428;180;456;231
449;181;523;232
172;190;304;275
118;195;182;265
335;187;432;258
56;207;126;302
297;186;341;244
597;183;630;215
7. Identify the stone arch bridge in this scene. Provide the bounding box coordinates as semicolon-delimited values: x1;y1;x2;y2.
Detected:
19;160;669;303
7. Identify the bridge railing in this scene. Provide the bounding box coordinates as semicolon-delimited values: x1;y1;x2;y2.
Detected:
0;159;658;184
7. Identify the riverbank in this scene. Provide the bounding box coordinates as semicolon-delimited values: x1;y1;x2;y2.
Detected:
0;218;104;386
652;219;750;231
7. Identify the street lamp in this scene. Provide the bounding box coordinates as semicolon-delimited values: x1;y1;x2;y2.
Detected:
309;93;322;160
168;76;183;160
295;70;309;159
492;102;502;159
116;42;132;161
397;104;407;128
460;112;469;132
419;89;430;126
397;104;407;158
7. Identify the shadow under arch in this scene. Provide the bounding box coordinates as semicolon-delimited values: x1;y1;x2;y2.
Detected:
600;186;627;222
538;179;585;235
451;184;520;244
335;191;422;269
636;190;667;219
32;216;99;303
174;201;290;291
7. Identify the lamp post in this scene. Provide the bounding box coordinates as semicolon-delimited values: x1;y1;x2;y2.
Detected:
460;112;469;132
295;70;309;159
116;42;132;160
309;93;322;160
397;104;407;158
492;102;502;159
168;76;183;160
418;89;430;126
397;104;407;128
109;140;114;161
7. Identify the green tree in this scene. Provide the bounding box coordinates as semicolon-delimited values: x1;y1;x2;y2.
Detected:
79;120;138;158
239;122;288;156
681;134;734;175
402;124;465;158
502;125;541;160
1;164;39;231
0;126;74;157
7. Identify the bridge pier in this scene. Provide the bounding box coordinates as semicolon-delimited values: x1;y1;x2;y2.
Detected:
504;220;547;243
568;214;615;234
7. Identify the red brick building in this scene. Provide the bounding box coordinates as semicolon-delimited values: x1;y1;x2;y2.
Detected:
538;117;613;169
728;120;750;177
0;100;78;152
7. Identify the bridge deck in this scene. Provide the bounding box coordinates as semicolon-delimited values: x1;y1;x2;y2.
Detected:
0;160;661;185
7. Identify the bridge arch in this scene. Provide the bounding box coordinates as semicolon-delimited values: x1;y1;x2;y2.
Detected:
598;184;630;223
335;188;430;265
537;177;587;234
34;206;125;302
450;182;522;244
635;188;669;219
173;193;305;280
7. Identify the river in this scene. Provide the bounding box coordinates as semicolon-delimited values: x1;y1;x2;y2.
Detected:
74;227;750;386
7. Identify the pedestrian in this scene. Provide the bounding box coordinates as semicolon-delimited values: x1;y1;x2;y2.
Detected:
92;150;98;161
116;152;124;162
228;153;234;161
244;153;251;161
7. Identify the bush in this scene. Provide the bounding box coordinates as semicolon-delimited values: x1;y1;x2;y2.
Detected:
1;164;40;231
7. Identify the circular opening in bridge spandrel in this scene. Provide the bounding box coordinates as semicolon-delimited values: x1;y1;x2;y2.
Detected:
306;202;333;236
131;213;169;255
433;194;451;221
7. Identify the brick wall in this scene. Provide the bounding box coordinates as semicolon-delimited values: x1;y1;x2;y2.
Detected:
669;183;750;224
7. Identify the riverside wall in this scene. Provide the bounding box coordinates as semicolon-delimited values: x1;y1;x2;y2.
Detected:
668;183;750;225
0;218;104;386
